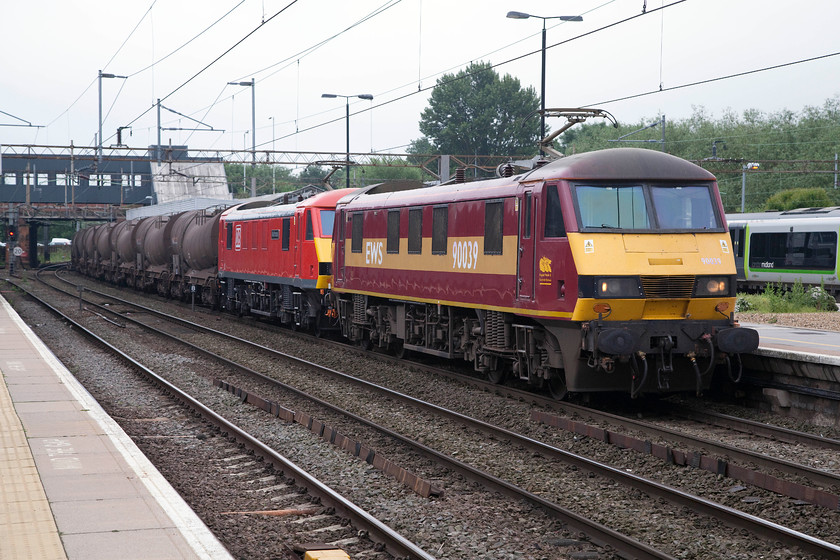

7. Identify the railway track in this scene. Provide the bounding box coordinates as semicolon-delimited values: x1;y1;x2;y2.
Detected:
8;272;430;560
31;266;668;559
10;267;840;558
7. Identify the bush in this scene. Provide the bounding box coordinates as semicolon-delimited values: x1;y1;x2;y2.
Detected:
809;286;837;311
737;280;837;313
734;296;752;312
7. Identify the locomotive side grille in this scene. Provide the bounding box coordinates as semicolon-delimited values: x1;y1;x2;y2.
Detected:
640;275;695;298
485;310;506;349
352;293;367;324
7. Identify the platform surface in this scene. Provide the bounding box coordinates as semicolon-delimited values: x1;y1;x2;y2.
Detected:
0;293;233;560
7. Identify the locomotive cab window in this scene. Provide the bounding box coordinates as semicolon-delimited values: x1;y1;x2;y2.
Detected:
484;200;503;254
320;210;335;237
305;211;314;240
523;192;532;239
573;183;721;232
226;223;233;250
650;186;719;230
432;206;448;255
544;185;565;237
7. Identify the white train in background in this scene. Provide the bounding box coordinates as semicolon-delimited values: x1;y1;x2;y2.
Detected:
726;207;840;294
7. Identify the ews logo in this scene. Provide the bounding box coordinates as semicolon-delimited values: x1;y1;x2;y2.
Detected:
365;241;383;265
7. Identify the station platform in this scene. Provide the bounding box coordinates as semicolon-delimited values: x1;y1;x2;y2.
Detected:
0;294;233;560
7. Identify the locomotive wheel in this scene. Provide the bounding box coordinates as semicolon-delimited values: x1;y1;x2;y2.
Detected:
487;360;506;384
547;370;568;400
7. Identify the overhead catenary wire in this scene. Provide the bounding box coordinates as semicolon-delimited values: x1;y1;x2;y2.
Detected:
118;0;300;136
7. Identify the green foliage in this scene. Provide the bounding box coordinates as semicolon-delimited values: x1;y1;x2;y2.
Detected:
764;187;833;211
558;97;840;212
419;61;540;157
737;280;837;313
224;163;301;198
356;156;425;184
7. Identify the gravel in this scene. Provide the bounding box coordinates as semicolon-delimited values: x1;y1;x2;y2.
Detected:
8;272;840;559
737;311;840;330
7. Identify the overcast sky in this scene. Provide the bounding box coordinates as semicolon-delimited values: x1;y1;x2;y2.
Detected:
2;0;839;163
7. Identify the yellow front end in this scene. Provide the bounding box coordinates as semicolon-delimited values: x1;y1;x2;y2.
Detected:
313;237;334;290
568;232;737;322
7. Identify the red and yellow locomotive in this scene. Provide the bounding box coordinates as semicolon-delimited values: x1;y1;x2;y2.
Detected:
330;148;758;397
218;188;354;330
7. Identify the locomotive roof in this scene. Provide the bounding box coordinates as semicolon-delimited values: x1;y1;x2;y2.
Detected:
221;188;355;221
527;147;716;182
337;148;716;210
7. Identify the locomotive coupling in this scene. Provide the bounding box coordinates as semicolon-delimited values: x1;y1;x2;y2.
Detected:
715;326;760;354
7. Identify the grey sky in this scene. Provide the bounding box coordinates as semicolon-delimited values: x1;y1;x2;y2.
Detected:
2;0;838;161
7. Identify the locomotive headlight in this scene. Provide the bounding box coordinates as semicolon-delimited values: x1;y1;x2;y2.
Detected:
595;277;642;298
695;276;731;297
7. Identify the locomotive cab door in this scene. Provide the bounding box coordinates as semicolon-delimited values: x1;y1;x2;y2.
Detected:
517;190;536;299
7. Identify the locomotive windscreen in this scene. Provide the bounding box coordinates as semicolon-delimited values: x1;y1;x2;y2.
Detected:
320;210;336;237
573;183;721;231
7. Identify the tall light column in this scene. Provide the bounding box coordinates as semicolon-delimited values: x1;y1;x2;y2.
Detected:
229;79;256;196
321;93;374;189
506;11;582;156
98;70;127;164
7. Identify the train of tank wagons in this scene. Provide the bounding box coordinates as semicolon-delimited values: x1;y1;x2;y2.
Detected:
72;148;759;399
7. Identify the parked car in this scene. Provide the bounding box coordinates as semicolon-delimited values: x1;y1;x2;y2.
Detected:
49;238;72;246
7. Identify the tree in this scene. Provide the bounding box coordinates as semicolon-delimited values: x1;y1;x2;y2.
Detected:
358;156;425;184
419;61;540;157
764;188;832;211
298;165;331;186
556;97;840;212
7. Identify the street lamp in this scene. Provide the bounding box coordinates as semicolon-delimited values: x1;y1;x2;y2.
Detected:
741;162;760;212
229;79;256;196
322;93;374;189
98;70;127;164
506;11;582;156
269;116;276;194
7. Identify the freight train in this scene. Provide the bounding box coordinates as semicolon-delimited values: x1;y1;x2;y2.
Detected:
727;207;840;294
73;148;759;398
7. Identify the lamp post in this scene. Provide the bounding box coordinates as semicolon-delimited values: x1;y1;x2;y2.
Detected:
98;70;127;164
741;162;760;212
321;93;374;189
269;116;276;194
506;11;582;156
229;79;256;196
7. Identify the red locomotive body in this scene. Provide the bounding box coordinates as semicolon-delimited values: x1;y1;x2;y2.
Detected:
218;188;353;328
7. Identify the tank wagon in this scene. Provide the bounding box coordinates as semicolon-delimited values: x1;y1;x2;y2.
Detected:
72;207;227;304
73;148;759;398
331;148;759;398
727;207;840;294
